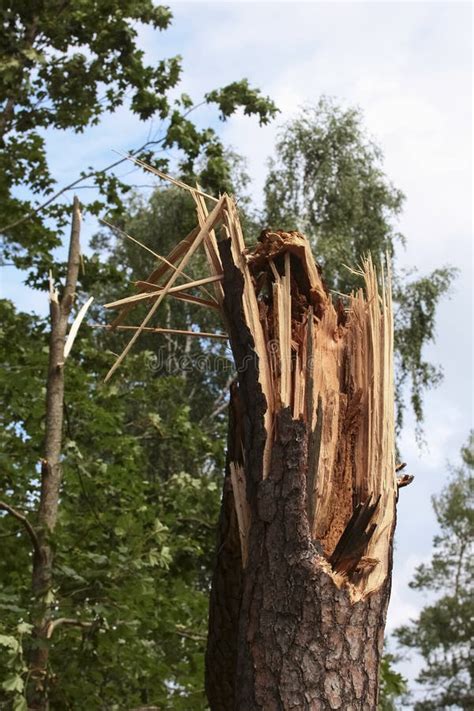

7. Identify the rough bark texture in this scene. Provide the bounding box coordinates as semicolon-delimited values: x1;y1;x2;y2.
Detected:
235;408;392;710
28;197;81;710
206;226;396;710
205;384;244;710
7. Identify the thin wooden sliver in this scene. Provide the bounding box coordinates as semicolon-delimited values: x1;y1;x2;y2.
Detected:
102;325;228;340
64;296;94;360
104;274;224;309
104;196;225;382
193;189;224;306
119;152;219;203
134;282;219;309
229;462;251;566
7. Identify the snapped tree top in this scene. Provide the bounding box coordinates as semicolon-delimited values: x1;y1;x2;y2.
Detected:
104;164;397;603
103;162;407;709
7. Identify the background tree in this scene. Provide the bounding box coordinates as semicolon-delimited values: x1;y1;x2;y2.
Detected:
0;0;277;279
394;432;473;710
263;98;456;433
0;208;226;709
0;2;276;707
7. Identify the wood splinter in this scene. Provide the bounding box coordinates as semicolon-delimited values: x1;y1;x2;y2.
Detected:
397;473;415;489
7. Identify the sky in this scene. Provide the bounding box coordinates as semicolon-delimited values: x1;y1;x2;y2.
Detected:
1;0;472;703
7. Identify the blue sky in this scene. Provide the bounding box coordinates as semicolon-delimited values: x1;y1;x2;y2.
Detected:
1;0;472;700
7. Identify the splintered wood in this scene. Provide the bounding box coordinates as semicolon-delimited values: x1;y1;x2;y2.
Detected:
104;181;396;601
244;229;396;598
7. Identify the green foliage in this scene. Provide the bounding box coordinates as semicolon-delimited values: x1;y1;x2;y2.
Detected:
206;79;278;125
379;653;408;711
393;268;457;435
0;623;30;711
0;300;48;503
0;0;277;274
395;433;474;710
264;97;405;289
0;292;223;708
44;467;220;710
263;97;456;429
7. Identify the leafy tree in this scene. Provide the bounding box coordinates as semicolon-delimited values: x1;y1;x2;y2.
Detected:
0;0;277;277
0;287;224;709
395;432;474;710
264;99;404;287
263;98;456;432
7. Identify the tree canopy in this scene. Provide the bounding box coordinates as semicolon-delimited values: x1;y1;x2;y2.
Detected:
0;0;277;276
264;99;405;289
395;432;473;710
0;287;225;708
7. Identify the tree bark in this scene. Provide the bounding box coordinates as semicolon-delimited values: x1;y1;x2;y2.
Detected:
212;404;393;710
204;203;397;710
28;197;82;710
205;382;244;710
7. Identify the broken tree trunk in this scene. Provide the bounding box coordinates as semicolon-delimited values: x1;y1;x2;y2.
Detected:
28;197;82;710
205;213;396;710
103;179;397;711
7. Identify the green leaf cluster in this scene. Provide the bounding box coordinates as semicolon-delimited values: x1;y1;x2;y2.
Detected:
395;433;474;710
0;1;277;274
0;291;224;707
378;652;408;711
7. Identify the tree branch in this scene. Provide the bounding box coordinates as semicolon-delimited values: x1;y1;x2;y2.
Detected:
61;196;81;313
0;136;165;234
0;98;207;234
45;617;95;639
0;501;41;557
207;375;235;420
174;627;207;642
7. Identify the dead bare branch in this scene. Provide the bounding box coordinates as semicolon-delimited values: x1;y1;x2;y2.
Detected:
0;500;41;558
45;617;95;639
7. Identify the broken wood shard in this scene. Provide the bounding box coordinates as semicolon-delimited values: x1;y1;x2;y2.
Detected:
104;274;223;309
104;197;224;382
101;325;227;340
226;227;396;599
